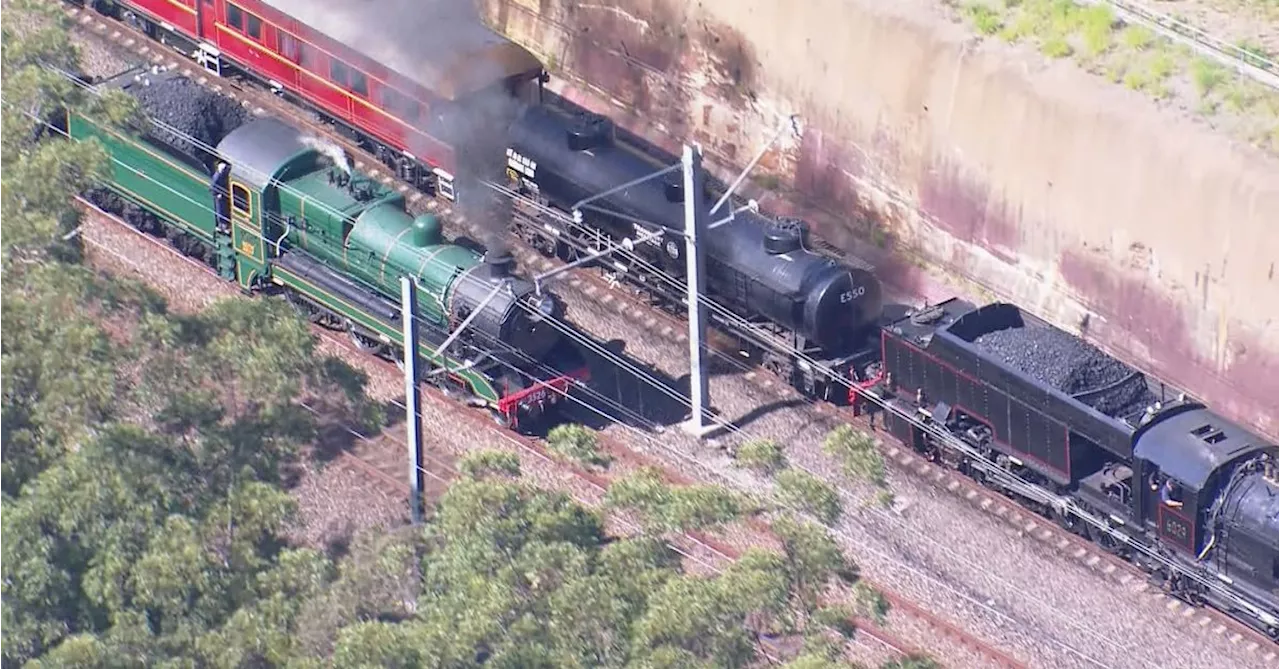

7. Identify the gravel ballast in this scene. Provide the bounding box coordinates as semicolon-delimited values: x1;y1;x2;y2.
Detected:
533;261;1272;669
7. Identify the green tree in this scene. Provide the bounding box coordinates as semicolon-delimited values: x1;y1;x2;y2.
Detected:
1;0;141;265
546;422;612;469
823;425;887;486
605;467;750;533
772;515;852;606
2;278;378;665
1;265;131;494
775;468;843;524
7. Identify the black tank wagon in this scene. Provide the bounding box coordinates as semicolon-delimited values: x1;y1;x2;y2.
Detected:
506;105;883;398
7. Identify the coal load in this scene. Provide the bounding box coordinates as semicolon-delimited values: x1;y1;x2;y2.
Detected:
974;326;1157;419
130;76;248;161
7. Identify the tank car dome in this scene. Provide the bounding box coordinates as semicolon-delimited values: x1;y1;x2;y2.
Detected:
764;217;808;255
410;214;442;247
565;112;614;151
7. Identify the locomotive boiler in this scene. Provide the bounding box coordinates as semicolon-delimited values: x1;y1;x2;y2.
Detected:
505;105;883;361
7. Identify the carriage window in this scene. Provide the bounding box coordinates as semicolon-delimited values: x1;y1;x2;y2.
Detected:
350;71;368;97
279;33;299;62
226;4;244;31
378;87;420;123
246;14;262;40
231;183;251;215
298;43;315;69
329;60;350;87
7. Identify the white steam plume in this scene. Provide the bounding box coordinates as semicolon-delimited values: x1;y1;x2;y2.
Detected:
301;134;352;175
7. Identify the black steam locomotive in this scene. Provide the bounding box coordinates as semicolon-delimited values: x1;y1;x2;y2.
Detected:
876;300;1278;635
505;106;883;400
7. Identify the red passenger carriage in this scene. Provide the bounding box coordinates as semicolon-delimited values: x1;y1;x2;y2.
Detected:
108;0;546;200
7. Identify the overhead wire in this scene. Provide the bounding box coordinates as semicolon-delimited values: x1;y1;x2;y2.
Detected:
12;65;1187;660
8;74;1139;656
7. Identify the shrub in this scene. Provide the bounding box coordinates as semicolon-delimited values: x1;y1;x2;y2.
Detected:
963;3;1003;35
733;439;786;473
1191;57;1227;98
854;582;891;625
458;450;521;479
881;654;941;669
1119;25;1153;51
605;468;748;532
546;423;611;469
666;484;750;531
1041;36;1072;59
1077;5;1115;58
775;469;842;525
822;426;886;486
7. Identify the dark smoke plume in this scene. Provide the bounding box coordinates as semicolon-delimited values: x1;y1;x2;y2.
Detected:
269;0;535;255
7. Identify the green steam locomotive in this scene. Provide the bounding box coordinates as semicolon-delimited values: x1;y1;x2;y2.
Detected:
64;67;585;429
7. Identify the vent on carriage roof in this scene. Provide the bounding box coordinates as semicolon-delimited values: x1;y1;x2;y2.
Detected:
1191;423;1228;445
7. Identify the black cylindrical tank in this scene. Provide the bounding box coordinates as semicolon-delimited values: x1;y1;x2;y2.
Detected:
704;213;882;352
507;105;884;352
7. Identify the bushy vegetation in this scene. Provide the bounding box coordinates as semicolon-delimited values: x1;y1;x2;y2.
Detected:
605;467;752;532
457;449;522;479
547;422;613;469
952;0;1279;150
823;425;887;487
776;469;844;524
733;438;788;473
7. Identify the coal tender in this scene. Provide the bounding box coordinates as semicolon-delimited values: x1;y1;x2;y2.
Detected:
505;105;883;394
881;300;1207;482
878;299;1278;635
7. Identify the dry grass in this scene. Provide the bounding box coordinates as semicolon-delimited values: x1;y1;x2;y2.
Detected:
954;0;1278;151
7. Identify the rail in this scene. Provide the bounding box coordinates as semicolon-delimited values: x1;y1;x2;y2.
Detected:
1082;0;1279;89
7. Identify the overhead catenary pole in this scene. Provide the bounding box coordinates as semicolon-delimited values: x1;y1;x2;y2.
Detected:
681;143;712;438
401;276;425;525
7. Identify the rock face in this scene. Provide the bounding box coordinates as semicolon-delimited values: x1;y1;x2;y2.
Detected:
478;0;1278;438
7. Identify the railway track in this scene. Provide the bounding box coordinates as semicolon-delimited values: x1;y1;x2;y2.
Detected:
61;4;1278;665
507;233;1280;664
52;9;1049;660
73;195;1021;667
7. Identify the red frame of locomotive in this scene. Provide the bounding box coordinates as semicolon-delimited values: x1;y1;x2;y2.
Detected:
121;0;494;193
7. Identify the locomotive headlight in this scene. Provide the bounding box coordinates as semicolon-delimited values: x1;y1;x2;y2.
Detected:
530;294;556;322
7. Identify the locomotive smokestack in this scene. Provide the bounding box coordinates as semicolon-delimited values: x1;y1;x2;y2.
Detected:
484;250;514;277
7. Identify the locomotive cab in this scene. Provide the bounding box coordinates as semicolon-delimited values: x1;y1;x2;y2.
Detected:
1136;404;1274;565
